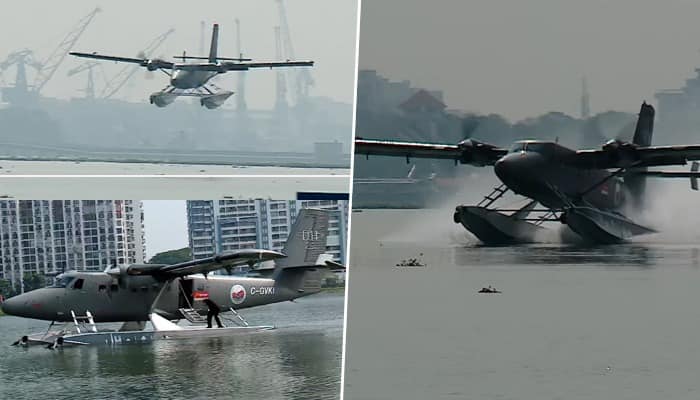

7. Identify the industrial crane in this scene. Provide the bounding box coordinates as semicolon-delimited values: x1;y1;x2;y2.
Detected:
0;50;41;91
66;61;101;99
65;29;174;100
99;28;175;99
0;50;42;104
33;7;101;94
274;26;288;113
275;0;314;106
235;18;247;112
0;7;99;105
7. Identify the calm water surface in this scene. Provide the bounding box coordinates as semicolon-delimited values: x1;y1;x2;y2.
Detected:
344;209;700;400
0;291;344;400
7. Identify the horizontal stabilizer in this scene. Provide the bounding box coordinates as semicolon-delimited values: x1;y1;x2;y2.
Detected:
633;161;700;190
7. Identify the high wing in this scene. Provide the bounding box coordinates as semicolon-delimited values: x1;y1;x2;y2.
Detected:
324;259;346;269
572;143;700;169
219;60;314;71
126;250;285;278
69;52;174;69
355;138;508;166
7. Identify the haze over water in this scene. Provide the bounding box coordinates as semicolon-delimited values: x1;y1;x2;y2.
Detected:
344;209;700;400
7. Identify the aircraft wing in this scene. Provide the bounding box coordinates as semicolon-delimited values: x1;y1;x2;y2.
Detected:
324;259;346;269
355;138;508;166
219;61;314;70
69;52;174;69
127;250;286;278
573;144;700;169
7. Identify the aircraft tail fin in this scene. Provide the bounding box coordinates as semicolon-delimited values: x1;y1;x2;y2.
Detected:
626;102;656;209
209;23;219;63
275;208;330;270
632;102;655;147
269;209;337;296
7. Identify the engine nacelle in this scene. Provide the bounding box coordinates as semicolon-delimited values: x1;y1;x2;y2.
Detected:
149;92;178;107
602;139;639;167
200;91;234;109
456;138;503;166
146;59;164;71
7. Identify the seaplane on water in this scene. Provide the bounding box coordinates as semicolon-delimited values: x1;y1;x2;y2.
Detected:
2;209;343;347
69;23;313;109
356;102;700;245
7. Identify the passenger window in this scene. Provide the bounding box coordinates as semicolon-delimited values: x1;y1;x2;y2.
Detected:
73;279;84;290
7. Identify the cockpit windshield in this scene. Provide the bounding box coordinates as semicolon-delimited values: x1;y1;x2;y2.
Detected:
49;276;75;288
509;141;554;157
510;142;528;153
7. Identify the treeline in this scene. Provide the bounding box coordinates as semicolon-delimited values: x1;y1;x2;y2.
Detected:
0;273;47;299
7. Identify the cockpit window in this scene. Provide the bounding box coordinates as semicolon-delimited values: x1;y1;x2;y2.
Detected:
50;276;75;288
509;141;554;157
510;142;528;153
72;279;84;290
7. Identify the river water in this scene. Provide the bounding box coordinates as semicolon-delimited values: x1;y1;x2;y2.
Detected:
344;209;700;400
0;291;344;400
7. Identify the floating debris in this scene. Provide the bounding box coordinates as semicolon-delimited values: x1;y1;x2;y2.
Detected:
396;257;426;267
478;285;501;294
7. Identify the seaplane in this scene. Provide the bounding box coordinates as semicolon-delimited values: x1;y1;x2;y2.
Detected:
356;102;700;245
69;23;313;108
2;209;342;347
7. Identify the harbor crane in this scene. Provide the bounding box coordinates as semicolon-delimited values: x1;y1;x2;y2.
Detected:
275;0;314;106
0;7;100;105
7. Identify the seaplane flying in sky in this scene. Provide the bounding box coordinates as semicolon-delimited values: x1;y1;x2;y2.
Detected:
2;209;342;346
69;23;313;109
356;102;700;245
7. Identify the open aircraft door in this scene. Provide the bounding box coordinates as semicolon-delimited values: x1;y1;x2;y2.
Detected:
177;278;195;309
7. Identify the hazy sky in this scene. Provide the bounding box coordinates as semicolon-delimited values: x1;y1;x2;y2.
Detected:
0;0;358;107
142;200;188;260
360;0;700;121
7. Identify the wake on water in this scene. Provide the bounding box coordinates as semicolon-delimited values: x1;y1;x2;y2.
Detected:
376;177;700;248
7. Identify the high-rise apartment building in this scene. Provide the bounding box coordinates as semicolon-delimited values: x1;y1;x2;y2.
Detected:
0;200;145;291
187;200;348;263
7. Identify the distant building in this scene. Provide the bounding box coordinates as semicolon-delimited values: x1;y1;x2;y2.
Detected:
357;69;444;114
0;200;145;291
399;89;447;114
580;77;590;119
186;200;349;264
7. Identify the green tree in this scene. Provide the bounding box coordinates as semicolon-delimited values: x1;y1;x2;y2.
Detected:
148;247;192;265
0;279;17;298
22;273;47;292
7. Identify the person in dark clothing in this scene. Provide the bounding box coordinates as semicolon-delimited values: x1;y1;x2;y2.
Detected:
203;298;224;328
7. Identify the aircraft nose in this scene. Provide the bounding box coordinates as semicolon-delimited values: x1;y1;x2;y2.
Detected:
494;155;518;182
494;153;542;190
1;296;20;316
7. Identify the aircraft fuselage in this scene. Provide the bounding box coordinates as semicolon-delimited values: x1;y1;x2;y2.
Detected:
493;141;624;211
1;272;306;323
170;68;219;89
